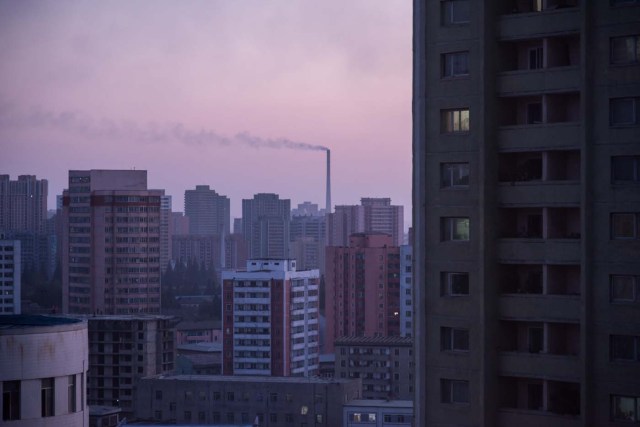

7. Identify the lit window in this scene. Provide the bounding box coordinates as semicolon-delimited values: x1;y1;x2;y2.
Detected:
611;395;640;422
611;275;638;302
442;51;469;77
441;379;469;404
610;97;639;126
441;327;470;351
441;272;469;296
441;108;470;133
610;35;640;64
611;335;640;361
611;213;638;239
441;217;470;241
441;163;469;188
612;155;640;183
441;0;470;25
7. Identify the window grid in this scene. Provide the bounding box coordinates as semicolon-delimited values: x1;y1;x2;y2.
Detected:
441;109;470;133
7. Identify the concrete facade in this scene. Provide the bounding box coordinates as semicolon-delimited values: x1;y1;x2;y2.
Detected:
325;233;401;354
413;1;640;426
399;245;413;337
241;193;291;259
62;170;164;315
184;185;230;236
0;238;21;314
222;259;320;376
335;336;414;401
84;314;175;416
134;374;361;427
0;315;88;427
0;175;48;235
343;400;413;427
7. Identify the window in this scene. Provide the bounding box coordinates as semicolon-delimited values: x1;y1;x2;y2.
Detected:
68;375;77;413
2;380;20;421
441;163;469;188
41;378;54;417
441;108;470;133
441;272;469;296
529;47;544;70
441;0;470;24
611;395;640;421
611;35;640;64
527;383;544;410
442;51;469;77
441;327;470;351
441;379;469;404
528;326;544;353
611;213;639;239
611;275;639;302
612;155;640;183
226;412;234;423
184;411;191;421
441;217;470;241
270;413;278;422
527;103;543;124
611;97;639;126
227;391;234;401
611;335;640;361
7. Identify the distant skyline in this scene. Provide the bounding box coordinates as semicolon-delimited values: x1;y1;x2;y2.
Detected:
0;1;412;224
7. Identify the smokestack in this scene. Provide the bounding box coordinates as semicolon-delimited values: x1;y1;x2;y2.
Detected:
326;149;331;214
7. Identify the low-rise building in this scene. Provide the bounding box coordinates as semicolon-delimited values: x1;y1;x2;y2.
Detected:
0;315;88;426
134;374;361;427
175;320;221;345
175;342;222;375
335;336;413;400
343;399;413;427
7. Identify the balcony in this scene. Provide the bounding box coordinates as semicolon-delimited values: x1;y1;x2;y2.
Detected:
499;2;580;40
499;376;581;419
499;67;580;95
498;239;580;263
499;352;581;380
499;207;580;240
500;295;580;321
498;122;581;151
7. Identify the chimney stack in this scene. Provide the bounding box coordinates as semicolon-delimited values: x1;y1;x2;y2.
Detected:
326;149;331;214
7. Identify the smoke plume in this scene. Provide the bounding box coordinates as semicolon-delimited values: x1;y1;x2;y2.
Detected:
0;103;329;152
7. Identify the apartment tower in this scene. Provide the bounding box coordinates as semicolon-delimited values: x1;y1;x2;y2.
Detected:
241;193;291;259
62;170;164;315
184;185;230;236
222;259;319;377
413;1;640;426
325;233;401;354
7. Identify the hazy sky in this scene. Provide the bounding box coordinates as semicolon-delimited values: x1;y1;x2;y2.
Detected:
0;1;412;224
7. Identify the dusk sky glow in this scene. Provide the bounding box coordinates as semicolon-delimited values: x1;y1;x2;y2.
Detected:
0;1;412;224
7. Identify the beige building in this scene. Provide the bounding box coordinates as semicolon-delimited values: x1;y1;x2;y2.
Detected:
62;170;164;315
413;1;640;426
335;336;413;401
0;315;88;427
134;374;361;426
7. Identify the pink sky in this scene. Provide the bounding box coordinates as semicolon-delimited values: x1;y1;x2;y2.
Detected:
0;1;412;225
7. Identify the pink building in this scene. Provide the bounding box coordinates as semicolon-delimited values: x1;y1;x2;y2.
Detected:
325;233;401;353
62;170;164;315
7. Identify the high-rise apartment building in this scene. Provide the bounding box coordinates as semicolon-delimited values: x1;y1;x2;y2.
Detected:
62;170;164;315
184;185;230;236
85;315;175;417
413;2;640;426
160;195;171;272
325;233;401;354
290;212;327;271
328;199;404;247
0;237;21;315
241;193;291;259
0;175;48;235
399;245;413;338
222;259;319;377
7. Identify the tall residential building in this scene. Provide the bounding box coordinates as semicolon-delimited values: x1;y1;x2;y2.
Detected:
290;213;327;271
62;170;164;315
160;195;171;272
85;315;175;417
0;237;21;314
325;233;401;354
184;185;230;236
222;259;319;377
334;336;414;400
0;315;89;426
328;199;404;247
413;2;640;426
399;245;413;337
0;175;48;235
361;198;404;246
241;193;291;259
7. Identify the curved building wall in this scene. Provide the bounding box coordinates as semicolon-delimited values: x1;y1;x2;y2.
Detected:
0;316;89;427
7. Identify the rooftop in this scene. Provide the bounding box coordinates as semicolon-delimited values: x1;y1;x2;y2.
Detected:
145;374;356;385
0;315;82;328
334;336;413;346
345;399;413;409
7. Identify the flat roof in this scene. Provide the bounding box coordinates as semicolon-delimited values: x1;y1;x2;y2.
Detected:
177;342;222;353
89;405;122;416
334;336;413;346
0;315;82;328
145;374;356;385
345;399;413;409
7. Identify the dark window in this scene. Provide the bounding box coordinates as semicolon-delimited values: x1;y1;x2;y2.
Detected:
528;327;544;353
441;327;470;351
529;47;544;70
41;378;54;417
441;217;470;241
68;375;77;413
441;163;470;188
611;275;639;302
2;381;20;421
611;335;640;361
611;395;640;421
442;52;469;77
611;35;640;64
441;0;470;24
611;213;639;239
441;379;469;404
612;156;640;183
527;103;543;124
611;97;639;126
441;272;470;296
